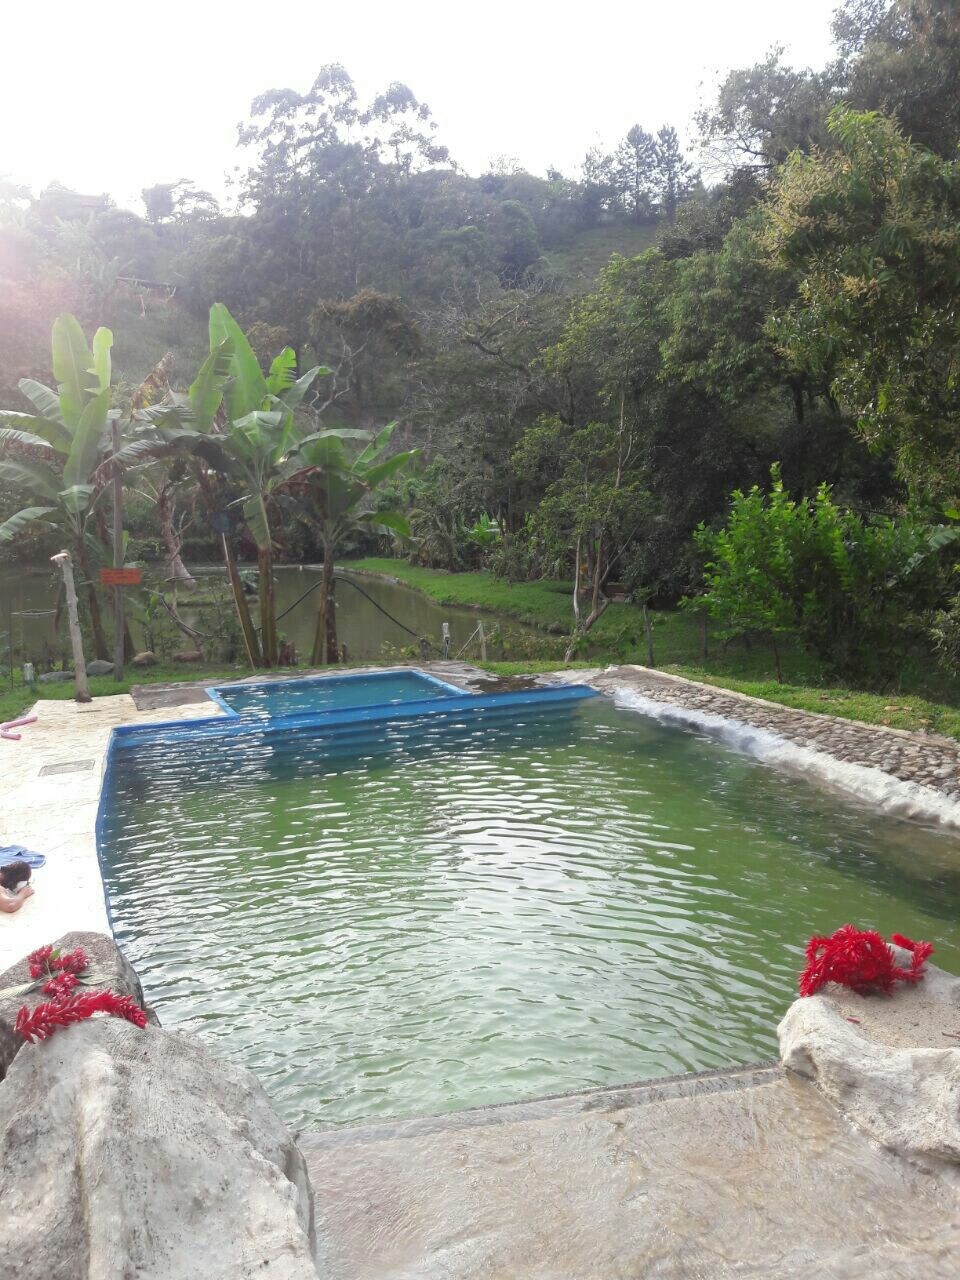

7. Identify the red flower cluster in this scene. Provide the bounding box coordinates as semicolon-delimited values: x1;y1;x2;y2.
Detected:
17;942;145;1045
27;945;54;979
800;925;934;997
55;947;89;975
15;991;147;1044
42;972;79;1000
27;944;88;981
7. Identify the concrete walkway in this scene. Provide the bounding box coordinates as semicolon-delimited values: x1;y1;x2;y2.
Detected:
302;1062;960;1279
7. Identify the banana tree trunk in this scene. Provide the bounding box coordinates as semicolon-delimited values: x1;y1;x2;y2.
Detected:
221;533;263;669
196;465;262;669
158;485;195;589
75;537;108;660
258;546;278;668
311;540;339;665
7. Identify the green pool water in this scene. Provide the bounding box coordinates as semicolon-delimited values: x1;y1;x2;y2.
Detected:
99;698;960;1130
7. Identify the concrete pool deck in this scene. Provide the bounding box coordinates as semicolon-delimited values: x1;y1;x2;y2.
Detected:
302;1062;960;1278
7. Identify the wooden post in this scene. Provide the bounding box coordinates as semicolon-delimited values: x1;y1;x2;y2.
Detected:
51;551;91;703
111;419;125;682
642;600;655;668
478;620;487;662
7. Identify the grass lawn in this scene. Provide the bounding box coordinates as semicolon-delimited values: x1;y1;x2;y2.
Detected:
355;558;960;740
543;224;659;292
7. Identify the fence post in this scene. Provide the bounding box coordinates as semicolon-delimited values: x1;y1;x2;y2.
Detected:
51;551;91;703
642;601;655;668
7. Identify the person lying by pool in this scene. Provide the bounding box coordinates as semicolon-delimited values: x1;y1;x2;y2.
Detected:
0;861;34;913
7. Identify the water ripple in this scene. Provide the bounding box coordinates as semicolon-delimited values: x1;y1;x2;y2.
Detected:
100;699;960;1129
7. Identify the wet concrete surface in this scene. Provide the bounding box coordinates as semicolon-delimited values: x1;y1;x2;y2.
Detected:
130;681;217;710
302;1064;960;1279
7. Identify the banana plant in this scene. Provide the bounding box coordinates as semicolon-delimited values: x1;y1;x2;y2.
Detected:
0;315;118;657
206;305;327;666
105;305;328;667
280;421;419;663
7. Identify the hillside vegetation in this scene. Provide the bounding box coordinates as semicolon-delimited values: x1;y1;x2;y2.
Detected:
2;1;960;732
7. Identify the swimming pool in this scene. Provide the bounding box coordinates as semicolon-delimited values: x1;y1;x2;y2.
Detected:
207;668;463;719
98;689;960;1130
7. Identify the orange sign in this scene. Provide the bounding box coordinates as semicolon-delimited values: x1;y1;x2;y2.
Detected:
99;567;142;586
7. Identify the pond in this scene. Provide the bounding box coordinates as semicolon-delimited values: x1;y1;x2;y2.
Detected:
0;563;540;665
98;691;960;1131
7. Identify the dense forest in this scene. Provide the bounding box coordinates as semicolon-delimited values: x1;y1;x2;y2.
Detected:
2;0;960;686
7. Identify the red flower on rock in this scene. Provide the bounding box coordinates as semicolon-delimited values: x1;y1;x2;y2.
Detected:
15;941;145;1046
52;948;89;976
42;972;79;1000
15;991;147;1043
27;945;54;980
799;924;933;997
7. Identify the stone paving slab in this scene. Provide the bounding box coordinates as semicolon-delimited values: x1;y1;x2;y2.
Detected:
301;1064;960;1279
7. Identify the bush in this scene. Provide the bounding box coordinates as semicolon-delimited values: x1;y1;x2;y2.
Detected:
694;466;938;681
930;596;960;676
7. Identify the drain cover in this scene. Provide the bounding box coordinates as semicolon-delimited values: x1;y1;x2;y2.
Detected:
39;759;95;777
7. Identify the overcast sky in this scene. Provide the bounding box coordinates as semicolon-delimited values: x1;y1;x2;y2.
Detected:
4;0;841;213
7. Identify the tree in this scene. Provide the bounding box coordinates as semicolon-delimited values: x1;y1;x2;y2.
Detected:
581;146;620;217
697;49;837;171
280;421;418;663
650;127;698;224
515;413;653;661
232;65;452;347
836;0;960;157
105;305;326;667
614;126;655;222
0;315;118;657
192;306;326;666
695;466;936;681
142;184;175;224
760;107;960;501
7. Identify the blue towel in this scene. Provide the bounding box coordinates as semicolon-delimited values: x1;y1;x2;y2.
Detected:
0;846;46;869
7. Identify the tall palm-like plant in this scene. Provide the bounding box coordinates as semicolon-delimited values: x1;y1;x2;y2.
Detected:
106;305;327;667
0;315;118;657
281;422;419;663
207;305;326;666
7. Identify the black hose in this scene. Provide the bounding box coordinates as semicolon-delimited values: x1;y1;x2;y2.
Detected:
275;571;442;653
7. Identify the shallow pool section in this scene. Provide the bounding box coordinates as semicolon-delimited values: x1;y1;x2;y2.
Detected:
98;698;960;1130
207;668;463;719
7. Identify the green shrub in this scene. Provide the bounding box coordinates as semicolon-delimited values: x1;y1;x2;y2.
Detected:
693;466;937;681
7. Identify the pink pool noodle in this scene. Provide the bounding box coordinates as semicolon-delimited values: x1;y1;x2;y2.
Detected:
1;715;37;741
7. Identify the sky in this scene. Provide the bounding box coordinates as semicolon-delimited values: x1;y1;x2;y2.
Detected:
3;0;842;213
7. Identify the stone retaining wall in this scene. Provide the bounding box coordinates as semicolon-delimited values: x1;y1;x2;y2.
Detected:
577;665;960;823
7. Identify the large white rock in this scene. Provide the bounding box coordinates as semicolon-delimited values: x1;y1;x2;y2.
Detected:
779;956;960;1178
0;1018;318;1279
